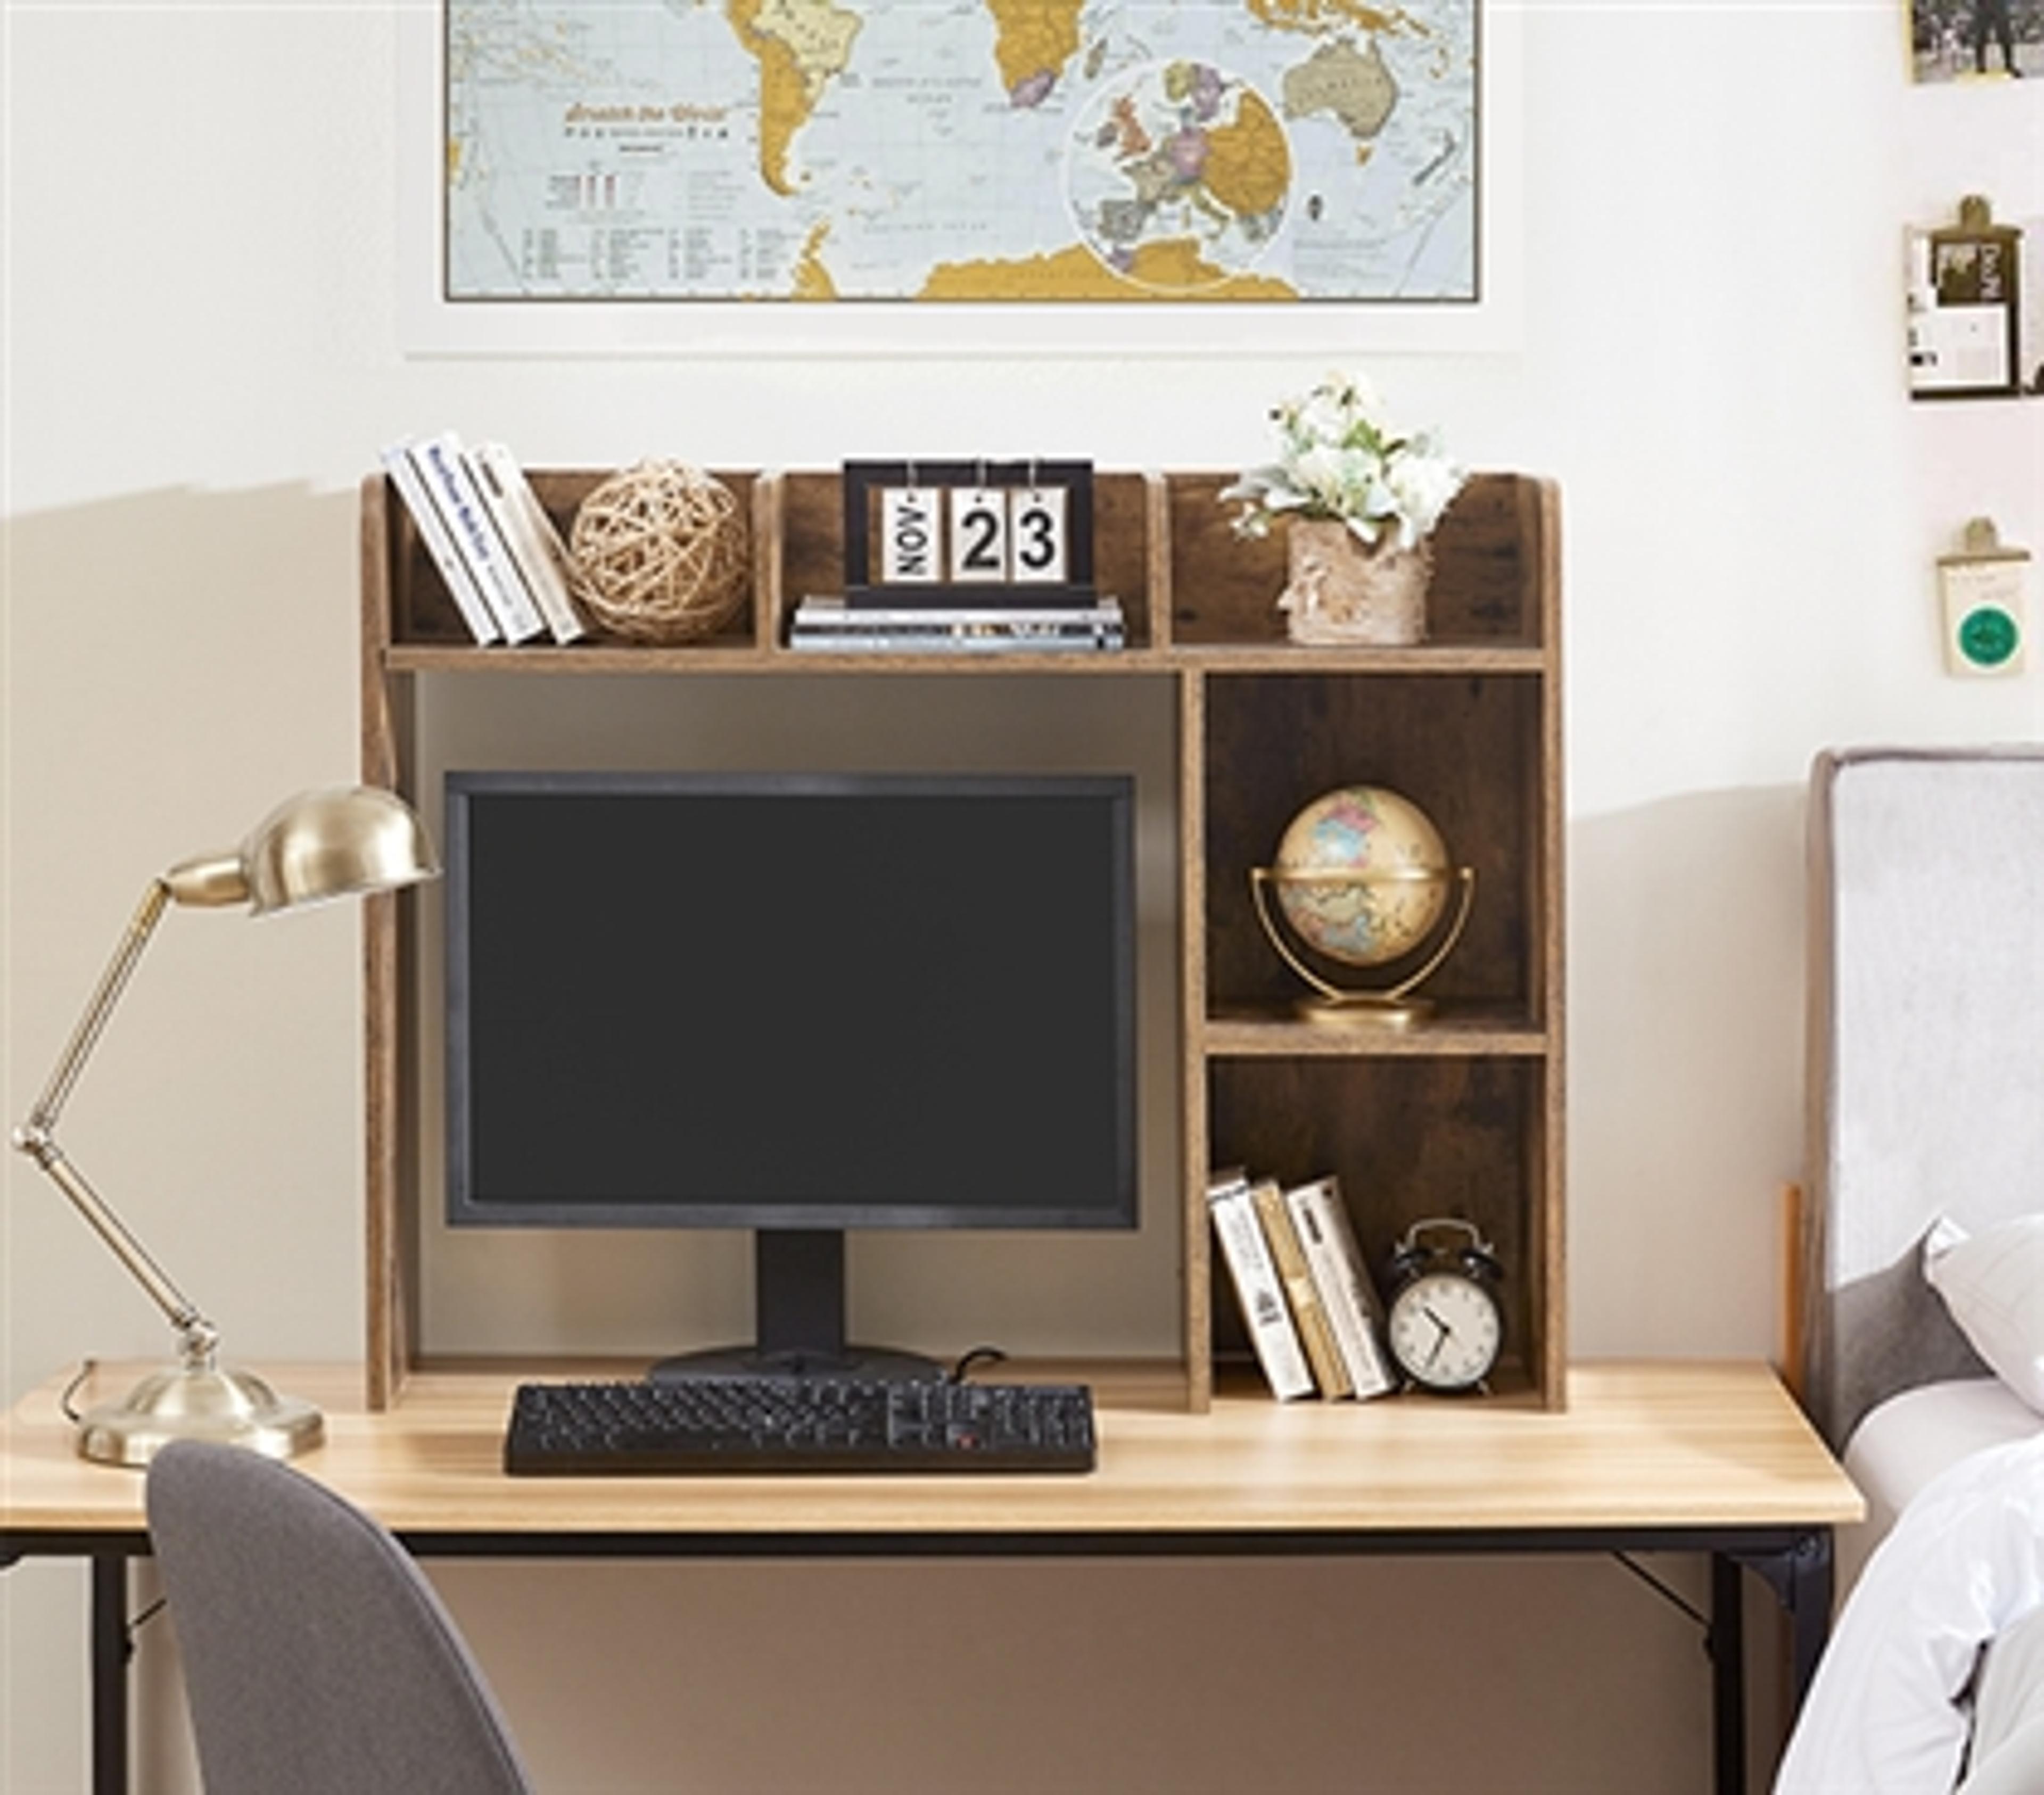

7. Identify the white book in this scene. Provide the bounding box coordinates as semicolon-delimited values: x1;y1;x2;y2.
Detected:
378;443;501;644
795;597;1124;627
1208;1171;1313;1401
409;432;546;643
788;636;1121;655
1285;1176;1396;1399
793;617;1124;636
469;441;588;644
790;597;1124;654
792;621;1122;639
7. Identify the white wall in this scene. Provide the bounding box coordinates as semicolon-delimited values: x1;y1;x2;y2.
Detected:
5;2;2044;1790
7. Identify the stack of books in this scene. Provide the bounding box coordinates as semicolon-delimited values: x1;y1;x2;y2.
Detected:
1208;1168;1397;1401
788;593;1126;654
380;432;588;646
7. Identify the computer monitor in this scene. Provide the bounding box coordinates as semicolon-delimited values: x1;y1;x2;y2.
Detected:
443;769;1138;1380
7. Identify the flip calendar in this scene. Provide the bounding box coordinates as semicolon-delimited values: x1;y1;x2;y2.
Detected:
840;461;1094;609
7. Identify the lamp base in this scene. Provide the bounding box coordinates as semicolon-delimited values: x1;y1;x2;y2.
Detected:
76;1364;324;1467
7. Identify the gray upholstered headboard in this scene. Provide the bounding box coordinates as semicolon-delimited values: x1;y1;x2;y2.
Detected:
1802;747;2044;1450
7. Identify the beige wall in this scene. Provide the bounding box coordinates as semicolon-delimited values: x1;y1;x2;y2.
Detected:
6;4;2044;1791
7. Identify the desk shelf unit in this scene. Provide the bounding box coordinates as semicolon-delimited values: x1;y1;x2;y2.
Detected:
361;467;1563;1413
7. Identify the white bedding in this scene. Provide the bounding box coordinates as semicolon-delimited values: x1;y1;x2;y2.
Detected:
1959;1603;2044;1794
1839;1378;2044;1594
1775;1429;2044;1794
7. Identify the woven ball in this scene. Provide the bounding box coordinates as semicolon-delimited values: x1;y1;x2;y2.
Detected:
567;461;749;642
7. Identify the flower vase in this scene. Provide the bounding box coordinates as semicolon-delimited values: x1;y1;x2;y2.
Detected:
1279;519;1431;647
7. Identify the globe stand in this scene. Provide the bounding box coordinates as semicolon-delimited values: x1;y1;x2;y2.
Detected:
1249;866;1476;1027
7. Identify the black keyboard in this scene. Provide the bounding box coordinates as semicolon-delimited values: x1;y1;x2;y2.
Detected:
504;1377;1097;1476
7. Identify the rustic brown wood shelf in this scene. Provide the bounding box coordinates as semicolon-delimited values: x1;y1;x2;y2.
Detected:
1201;1008;1552;1057
361;466;1563;1414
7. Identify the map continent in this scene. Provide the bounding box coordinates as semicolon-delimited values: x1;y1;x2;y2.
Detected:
1066;63;1290;291
444;0;1477;303
1283;37;1399;154
987;0;1091;102
726;0;863;195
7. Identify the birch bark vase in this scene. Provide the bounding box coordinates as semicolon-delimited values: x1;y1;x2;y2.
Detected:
1279;519;1431;646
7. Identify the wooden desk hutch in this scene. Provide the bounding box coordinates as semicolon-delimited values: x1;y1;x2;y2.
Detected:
358;468;1564;1413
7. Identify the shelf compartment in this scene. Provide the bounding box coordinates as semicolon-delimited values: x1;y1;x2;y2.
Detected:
1166;472;1555;650
1200;670;1551;1023
372;468;770;653
774;468;1163;650
1206;1056;1560;1408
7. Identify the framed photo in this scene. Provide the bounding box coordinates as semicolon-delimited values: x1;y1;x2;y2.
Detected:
1909;0;2041;81
2023;216;2044;394
1907;200;2026;399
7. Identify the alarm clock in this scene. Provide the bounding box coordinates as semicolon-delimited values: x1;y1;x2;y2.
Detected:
1383;1218;1504;1393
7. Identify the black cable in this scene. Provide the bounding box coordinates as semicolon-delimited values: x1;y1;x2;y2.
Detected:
111;1598;169;1668
1611;1551;1708;1631
58;1359;95;1425
948;1345;1009;1383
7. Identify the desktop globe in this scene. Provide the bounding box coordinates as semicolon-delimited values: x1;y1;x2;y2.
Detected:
1271;786;1450;962
1251;784;1474;1023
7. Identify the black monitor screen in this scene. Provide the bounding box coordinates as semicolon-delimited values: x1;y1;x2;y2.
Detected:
445;771;1138;1232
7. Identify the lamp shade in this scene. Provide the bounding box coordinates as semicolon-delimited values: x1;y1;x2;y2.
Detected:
241;787;439;916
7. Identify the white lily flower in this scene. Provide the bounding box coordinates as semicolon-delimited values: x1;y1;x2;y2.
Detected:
1387;454;1466;539
1222;371;1465;551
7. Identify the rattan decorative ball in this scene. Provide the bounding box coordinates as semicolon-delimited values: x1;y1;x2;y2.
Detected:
567;461;749;642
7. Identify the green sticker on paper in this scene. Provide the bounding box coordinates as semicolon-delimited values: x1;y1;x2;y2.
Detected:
1958;606;2021;668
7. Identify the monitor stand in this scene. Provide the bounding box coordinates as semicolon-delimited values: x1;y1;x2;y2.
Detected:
647;1229;943;1384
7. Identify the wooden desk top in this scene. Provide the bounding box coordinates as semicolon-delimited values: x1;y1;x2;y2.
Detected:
0;1359;1861;1543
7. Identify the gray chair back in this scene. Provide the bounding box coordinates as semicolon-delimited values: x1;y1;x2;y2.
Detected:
146;1440;534;1795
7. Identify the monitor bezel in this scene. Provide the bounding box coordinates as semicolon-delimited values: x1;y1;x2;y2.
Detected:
443;768;1140;1233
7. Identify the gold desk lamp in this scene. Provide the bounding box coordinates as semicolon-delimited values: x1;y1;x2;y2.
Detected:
10;787;438;1467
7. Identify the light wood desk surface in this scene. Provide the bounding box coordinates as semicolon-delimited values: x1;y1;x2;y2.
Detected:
1;1358;1861;1541
4;1357;1860;1795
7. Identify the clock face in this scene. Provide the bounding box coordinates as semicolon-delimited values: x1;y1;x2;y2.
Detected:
1387;1270;1502;1391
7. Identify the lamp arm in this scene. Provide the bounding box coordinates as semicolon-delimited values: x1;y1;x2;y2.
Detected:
26;879;171;1133
11;878;221;1368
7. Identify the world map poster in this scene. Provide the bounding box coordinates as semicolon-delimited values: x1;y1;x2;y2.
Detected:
443;0;1479;305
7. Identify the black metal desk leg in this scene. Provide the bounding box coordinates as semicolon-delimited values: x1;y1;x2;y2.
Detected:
1783;1531;1834;1705
90;1555;128;1795
1728;1529;1835;1711
1709;1554;1747;1795
1710;1528;1834;1795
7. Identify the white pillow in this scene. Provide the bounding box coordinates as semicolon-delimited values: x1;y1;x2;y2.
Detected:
1925;1214;2044;1415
